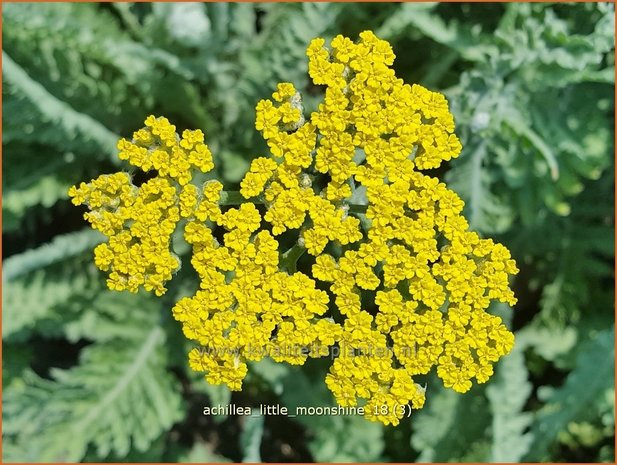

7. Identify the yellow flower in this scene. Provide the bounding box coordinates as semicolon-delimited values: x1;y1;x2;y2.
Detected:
71;32;519;427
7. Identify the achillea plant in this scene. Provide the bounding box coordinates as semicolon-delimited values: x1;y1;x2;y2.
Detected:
69;31;518;426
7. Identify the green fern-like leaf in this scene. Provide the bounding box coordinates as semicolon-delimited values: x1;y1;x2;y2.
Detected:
2;229;104;340
3;2;149;131
58;291;164;344
2;50;120;158
2;2;205;227
410;380;491;461
486;347;533;461
513;165;614;327
2;143;76;232
526;327;615;460
3;327;183;462
442;2;614;232
2;49;121;227
376;3;496;62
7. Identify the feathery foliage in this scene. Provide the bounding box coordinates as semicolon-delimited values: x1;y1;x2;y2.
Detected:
3;2;613;462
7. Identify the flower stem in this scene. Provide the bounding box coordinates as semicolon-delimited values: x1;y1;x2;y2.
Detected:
347;204;368;214
219;190;253;206
280;243;306;274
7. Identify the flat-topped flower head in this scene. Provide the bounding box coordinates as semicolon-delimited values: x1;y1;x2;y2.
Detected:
70;31;518;427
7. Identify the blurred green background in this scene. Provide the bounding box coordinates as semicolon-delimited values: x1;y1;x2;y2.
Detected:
2;2;615;462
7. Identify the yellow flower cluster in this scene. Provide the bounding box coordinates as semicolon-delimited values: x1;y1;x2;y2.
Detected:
239;31;518;425
243;82;362;253
117;115;214;185
70;31;519;427
71;116;343;391
69;116;216;295
174;202;342;389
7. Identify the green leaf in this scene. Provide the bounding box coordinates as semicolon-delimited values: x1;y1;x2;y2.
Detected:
377;3;496;62
2;51;120;159
446;140;514;233
487;347;533;461
446;2;614;230
517;323;578;364
58;291;164;344
411;379;491;461
2;229;104;340
4;229;103;280
3;327;183;462
2;145;73;229
240;414;264;463
502;108;559;181
526;327;615;460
